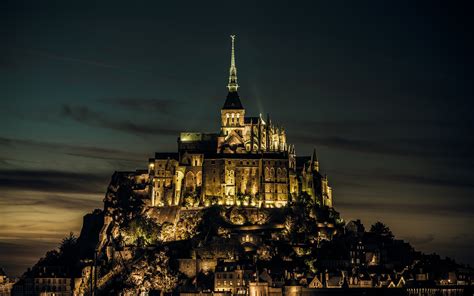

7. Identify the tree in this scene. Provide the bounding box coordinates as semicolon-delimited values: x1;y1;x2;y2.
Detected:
229;207;246;225
196;205;227;241
370;221;394;239
123;216;161;247
59;232;78;266
125;249;178;293
59;232;77;254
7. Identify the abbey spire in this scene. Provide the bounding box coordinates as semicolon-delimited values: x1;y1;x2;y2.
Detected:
222;35;243;110
227;35;239;92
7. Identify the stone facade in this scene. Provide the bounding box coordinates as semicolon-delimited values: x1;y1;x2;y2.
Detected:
128;36;334;209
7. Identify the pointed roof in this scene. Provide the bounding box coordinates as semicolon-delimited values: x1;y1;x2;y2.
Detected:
222;91;244;109
222;35;244;110
310;148;319;171
311;148;318;163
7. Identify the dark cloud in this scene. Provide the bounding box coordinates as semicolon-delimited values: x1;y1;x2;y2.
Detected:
291;134;474;162
291;119;474;134
0;193;102;211
99;98;182;114
61;104;182;136
379;173;474;189
0;136;144;164
0;169;109;194
337;200;474;217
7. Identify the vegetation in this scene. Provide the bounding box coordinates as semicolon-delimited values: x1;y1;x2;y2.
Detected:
370;221;394;239
122;216;161;247
125;248;178;293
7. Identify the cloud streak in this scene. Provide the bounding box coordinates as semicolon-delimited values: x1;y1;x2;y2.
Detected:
99;97;183;114
61;104;182;136
0;192;102;211
337;200;474;217
0;169;109;194
0;136;145;164
379;173;474;189
291;133;474;162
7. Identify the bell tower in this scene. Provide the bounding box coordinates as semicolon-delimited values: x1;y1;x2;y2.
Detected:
221;35;245;136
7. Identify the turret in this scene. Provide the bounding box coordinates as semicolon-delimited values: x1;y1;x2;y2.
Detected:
310;148;319;172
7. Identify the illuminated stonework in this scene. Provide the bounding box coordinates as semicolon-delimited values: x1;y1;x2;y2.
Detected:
141;36;333;208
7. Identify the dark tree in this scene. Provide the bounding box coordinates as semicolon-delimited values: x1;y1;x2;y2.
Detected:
59;232;77;254
59;232;79;267
370;222;394;239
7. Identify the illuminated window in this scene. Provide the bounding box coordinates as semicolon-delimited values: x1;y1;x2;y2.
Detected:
232;113;235;118
226;113;229;118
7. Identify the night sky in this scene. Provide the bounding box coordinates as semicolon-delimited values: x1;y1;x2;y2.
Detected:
1;1;473;277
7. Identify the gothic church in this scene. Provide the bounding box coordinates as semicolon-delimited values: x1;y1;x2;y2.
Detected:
133;36;333;209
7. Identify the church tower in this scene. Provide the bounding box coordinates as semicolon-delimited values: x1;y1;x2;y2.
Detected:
310;148;320;172
219;35;246;153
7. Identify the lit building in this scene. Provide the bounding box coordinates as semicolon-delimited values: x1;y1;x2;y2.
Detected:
122;36;334;209
10;267;77;296
214;263;253;294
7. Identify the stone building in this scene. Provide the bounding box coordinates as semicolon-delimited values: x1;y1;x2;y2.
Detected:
128;36;333;209
214;262;253;294
10;266;79;296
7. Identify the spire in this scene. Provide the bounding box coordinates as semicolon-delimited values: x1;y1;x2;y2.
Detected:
222;35;243;110
227;35;239;92
310;148;319;172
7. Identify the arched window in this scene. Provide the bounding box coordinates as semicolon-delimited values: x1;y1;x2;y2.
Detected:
185;171;195;189
196;171;202;186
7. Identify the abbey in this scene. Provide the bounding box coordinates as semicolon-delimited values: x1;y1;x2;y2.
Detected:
140;36;333;209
